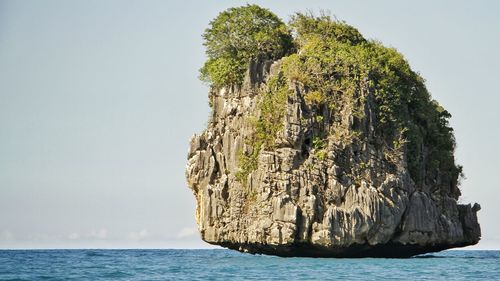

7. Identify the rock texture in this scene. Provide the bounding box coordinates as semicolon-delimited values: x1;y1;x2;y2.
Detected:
186;60;481;258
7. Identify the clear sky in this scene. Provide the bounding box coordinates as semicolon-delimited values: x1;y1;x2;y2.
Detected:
0;0;498;249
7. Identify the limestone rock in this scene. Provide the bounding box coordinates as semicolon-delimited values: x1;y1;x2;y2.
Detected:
186;59;481;258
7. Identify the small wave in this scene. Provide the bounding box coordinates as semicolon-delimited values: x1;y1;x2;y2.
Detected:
84;251;108;257
413;253;500;259
100;270;133;278
412;255;443;259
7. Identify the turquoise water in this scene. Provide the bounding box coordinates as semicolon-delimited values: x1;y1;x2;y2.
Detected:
0;249;498;280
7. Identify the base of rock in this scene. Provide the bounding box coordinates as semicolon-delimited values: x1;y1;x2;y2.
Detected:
216;241;477;258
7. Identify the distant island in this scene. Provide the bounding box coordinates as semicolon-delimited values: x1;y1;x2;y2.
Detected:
186;4;481;258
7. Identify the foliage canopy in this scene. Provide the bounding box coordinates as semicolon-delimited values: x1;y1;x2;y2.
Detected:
201;6;462;195
200;4;293;87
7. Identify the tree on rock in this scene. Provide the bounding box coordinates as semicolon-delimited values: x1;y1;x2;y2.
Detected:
200;4;293;88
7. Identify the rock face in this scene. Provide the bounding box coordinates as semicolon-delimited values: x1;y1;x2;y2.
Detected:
186;59;481;258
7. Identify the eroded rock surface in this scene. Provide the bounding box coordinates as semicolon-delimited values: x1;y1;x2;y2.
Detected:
186;60;481;258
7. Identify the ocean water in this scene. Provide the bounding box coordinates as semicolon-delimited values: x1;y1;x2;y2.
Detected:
0;249;498;280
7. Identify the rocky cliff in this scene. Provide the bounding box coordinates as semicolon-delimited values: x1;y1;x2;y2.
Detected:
186;6;481;258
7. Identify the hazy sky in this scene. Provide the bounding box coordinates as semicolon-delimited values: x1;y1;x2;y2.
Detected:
1;0;499;249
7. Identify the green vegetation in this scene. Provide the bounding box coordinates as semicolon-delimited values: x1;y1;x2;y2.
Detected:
289;12;366;46
312;136;327;160
200;4;293;88
201;6;462;193
235;74;289;183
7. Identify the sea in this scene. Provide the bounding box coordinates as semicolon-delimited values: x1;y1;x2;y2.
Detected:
0;249;498;280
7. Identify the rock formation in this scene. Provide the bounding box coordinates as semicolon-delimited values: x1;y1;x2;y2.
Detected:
186;6;481;258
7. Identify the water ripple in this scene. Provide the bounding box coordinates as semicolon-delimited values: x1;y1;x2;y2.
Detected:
0;249;498;280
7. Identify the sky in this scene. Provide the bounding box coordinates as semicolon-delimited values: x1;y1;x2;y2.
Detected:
0;0;499;249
